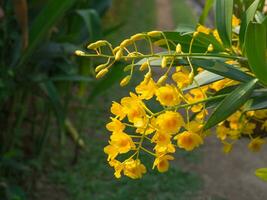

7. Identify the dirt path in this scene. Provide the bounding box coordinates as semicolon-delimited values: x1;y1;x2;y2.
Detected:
178;136;267;200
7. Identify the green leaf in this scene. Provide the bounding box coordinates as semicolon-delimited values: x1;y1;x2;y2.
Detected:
204;78;258;129
15;0;75;69
215;0;233;47
255;168;267;182
199;0;214;25
76;9;102;42
245;21;267;85
190;59;254;83
239;0;260;48
39;81;65;137
161;32;225;53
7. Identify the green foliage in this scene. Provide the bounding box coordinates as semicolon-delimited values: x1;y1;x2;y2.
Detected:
215;0;233;47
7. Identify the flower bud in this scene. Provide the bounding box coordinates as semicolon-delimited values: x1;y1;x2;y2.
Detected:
87;40;106;49
176;44;182;54
95;64;107;73
207;44;214;52
96;68;109;79
188;72;194;84
120;39;133;47
115;49;123;61
153;39;166;46
120;75;131;87
139;61;149;71
157;75;168;85
131;33;145;41
74;50;85;56
161;57;168;68
147;31;162;37
113;46;120;54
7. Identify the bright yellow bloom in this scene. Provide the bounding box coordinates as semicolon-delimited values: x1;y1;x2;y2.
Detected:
106;118;125;133
261;120;267;131
216;125;229;141
248;138;265;152
153;155;174;173
134;116;155;135
135;77;157;100
227;111;241;130
174;131;203;151
197;25;211;34
110;101;126;120
152;131;175;154
156;111;184;134
109;159;124;178
121;93;146;123
110;132;136;154
123;159;146;179
172;66;191;89
232;15;240;27
255;110;267;119
104;145;118;161
213;29;222;44
156;84;181;106
186;120;203;133
242;122;256;135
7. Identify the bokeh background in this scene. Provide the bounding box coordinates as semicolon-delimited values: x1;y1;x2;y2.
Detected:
0;0;267;199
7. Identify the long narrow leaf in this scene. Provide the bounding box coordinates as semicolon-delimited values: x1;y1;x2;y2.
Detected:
239;0;260;48
215;0;233;47
204;78;258;129
199;0;214;25
245;21;267;85
15;0;75;69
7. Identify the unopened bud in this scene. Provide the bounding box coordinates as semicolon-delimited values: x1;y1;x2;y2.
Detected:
120;39;133;47
96;68;109;79
139;61;149;71
161;57;168;68
115;49;123;61
95;64;107;73
75;50;85;56
207;44;214;52
87;40;106;49
188;72;194;84
157;75;168;85
176;44;182;54
120;75;131;87
153;39;166;46
131;33;145;41
113;46;120;54
147;31;162;37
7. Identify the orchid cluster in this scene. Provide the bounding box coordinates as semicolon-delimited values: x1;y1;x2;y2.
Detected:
76;15;267;179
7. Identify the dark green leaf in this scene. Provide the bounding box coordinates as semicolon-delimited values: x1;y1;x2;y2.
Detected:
215;0;233;47
76;9;102;42
239;0;260;48
15;0;75;69
245;21;267;85
204;78;258;129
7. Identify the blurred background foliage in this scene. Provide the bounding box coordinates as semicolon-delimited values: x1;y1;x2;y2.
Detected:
0;0;206;199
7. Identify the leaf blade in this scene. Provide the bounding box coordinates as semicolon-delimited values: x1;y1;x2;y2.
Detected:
204;78;258;129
